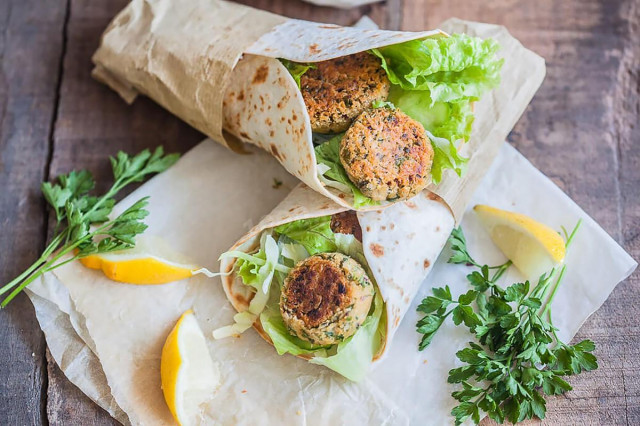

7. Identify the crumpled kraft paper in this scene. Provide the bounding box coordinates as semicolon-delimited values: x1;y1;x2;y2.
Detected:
25;12;635;426
92;0;545;217
27;139;636;425
300;0;383;10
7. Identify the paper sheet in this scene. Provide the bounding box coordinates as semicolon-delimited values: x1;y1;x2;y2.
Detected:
27;139;636;425
93;1;545;216
27;12;636;426
299;0;383;10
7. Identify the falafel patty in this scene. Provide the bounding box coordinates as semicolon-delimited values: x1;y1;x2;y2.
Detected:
330;211;363;242
339;108;434;201
300;53;391;134
280;252;374;345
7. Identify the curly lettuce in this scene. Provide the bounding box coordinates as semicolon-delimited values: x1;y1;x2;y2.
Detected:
368;34;502;183
284;34;502;191
370;34;503;103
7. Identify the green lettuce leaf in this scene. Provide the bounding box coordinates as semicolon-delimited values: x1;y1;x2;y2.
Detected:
274;216;337;255
428;130;469;183
260;288;328;357
388;86;474;143
259;218;387;382
310;290;386;382
371;34;503;104
280;59;314;88
372;96;470;183
314;136;378;209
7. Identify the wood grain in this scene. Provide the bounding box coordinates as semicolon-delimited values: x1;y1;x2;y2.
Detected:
0;0;637;424
402;1;640;424
0;0;68;424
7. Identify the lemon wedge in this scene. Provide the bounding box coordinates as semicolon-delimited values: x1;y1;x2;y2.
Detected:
80;235;221;285
474;205;565;279
162;310;220;426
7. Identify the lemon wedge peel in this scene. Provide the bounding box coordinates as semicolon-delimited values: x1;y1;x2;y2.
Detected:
79;253;228;285
473;205;568;280
161;310;220;426
78;234;230;285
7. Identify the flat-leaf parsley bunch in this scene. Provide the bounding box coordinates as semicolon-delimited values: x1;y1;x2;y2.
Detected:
0;147;179;306
417;222;598;424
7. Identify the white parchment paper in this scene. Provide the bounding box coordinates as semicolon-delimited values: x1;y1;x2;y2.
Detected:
27;138;635;425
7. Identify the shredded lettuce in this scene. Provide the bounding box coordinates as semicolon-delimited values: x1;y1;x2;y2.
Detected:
218;214;387;381
334;232;368;270
279;59;314;88
213;233;289;339
314;136;378;209
370;34;503;104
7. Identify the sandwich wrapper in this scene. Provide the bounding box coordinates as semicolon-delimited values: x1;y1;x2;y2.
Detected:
23;16;636;426
26;140;637;425
92;0;530;215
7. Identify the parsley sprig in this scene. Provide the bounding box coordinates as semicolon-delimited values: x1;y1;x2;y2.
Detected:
417;221;598;424
0;147;179;306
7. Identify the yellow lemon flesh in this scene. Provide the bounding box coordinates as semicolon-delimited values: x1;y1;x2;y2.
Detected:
474;205;565;280
80;255;195;284
80;235;206;285
162;310;220;426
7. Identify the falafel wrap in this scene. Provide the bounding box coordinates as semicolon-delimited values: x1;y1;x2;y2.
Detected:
216;183;454;381
93;0;514;215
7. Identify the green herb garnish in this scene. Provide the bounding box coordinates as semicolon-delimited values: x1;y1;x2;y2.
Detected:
417;221;598;424
0;147;179;306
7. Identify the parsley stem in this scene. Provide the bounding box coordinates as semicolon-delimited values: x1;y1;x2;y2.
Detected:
0;232;67;297
0;224;111;306
542;265;567;318
490;261;512;282
564;219;582;250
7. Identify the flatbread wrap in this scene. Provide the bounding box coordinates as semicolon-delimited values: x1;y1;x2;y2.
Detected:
92;0;505;212
216;183;454;381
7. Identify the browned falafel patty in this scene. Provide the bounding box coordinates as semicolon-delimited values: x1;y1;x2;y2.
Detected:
330;211;363;242
280;252;374;345
300;53;391;134
339;108;434;202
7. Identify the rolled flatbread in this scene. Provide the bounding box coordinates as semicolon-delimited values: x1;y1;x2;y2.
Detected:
92;0;521;216
218;183;454;380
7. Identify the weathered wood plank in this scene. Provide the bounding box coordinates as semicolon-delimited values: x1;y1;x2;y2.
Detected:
402;0;639;424
0;0;68;424
46;349;120;425
46;0;202;422
6;0;635;423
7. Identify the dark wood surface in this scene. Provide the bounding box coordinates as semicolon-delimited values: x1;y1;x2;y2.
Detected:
0;0;637;424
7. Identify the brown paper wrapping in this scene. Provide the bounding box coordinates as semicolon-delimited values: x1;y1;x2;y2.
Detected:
93;0;545;218
92;0;286;148
219;184;453;365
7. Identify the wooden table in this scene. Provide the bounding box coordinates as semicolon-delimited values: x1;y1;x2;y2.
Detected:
0;0;637;424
